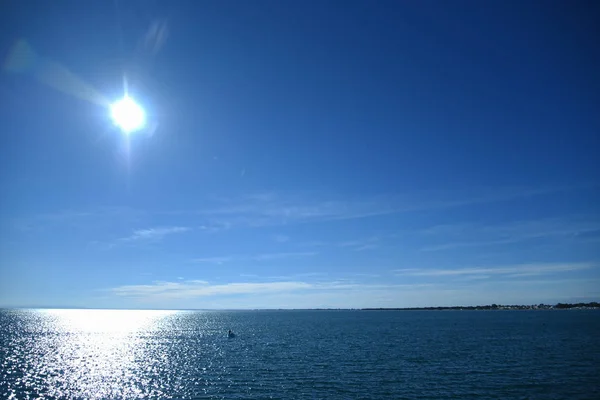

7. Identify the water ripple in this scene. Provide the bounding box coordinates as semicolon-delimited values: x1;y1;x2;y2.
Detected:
1;309;599;399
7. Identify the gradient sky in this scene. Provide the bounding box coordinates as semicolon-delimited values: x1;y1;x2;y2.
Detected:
1;0;599;309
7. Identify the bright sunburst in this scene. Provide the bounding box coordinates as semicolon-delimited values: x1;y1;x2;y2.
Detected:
110;96;146;134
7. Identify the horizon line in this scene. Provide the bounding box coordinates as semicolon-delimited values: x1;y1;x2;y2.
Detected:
2;301;599;312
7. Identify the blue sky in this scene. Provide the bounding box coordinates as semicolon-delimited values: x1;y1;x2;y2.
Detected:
1;0;599;309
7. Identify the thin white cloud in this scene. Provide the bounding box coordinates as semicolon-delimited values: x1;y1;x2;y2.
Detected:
253;252;316;260
394;262;593;277
14;184;595;235
421;238;520;252
12;206;145;233
144;19;169;55
113;280;329;298
189;184;594;229
122;226;191;242
296;236;382;251
105;276;600;309
192;256;235;265
419;216;600;252
192;252;317;264
297;240;329;248
110;279;429;300
338;236;380;251
265;272;328;280
273;234;290;243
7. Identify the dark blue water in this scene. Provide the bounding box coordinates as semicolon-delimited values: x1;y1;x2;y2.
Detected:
1;309;599;399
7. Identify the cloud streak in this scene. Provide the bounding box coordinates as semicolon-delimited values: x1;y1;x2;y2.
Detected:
395;262;594;278
121;226;191;242
191;183;594;229
338;236;380;251
13;184;596;235
10;206;145;233
143;20;169;55
106;274;600;309
420;216;600;251
272;234;290;243
192;251;317;264
112;280;359;299
254;252;316;260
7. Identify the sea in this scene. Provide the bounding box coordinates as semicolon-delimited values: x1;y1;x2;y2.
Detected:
0;309;599;399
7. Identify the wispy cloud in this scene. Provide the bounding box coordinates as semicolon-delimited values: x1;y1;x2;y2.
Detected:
121;226;191;242
351;273;381;278
11;207;145;233
272;234;290;243
192;251;316;264
296;236;383;251
112;280;349;299
254;252;316;260
297;240;329;248
106;274;600;309
13;184;595;235
338;236;380;251
265;272;328;280
189;184;594;229
192;256;234;265
420;216;600;252
395;262;594;278
110;279;434;301
144;19;169;55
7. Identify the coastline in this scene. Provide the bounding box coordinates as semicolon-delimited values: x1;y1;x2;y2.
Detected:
361;302;600;311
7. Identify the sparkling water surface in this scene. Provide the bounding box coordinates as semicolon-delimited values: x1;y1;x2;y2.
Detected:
1;309;599;399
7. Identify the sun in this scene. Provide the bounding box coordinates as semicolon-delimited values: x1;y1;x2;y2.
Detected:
110;96;146;134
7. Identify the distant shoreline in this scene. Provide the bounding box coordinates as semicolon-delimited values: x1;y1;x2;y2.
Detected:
361;302;600;311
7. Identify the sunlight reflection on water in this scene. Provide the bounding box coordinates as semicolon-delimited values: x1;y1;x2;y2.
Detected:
3;309;179;399
2;309;599;399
